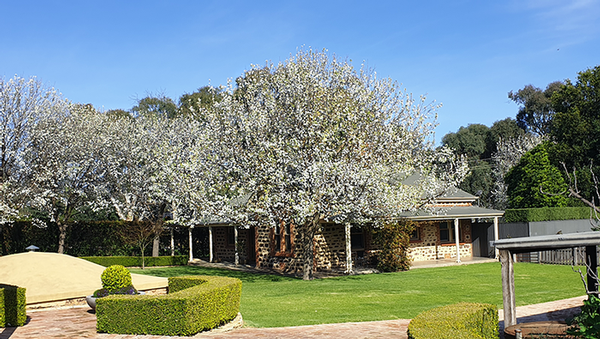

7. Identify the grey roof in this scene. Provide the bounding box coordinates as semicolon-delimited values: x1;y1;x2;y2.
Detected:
436;186;477;202
400;205;504;220
492;231;600;252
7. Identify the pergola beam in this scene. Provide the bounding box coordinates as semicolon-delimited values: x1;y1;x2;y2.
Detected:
493;232;600;328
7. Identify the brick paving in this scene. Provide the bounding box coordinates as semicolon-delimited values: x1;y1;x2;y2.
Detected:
0;307;410;339
0;296;585;339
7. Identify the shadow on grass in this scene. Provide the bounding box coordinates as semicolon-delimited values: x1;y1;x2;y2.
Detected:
130;265;300;283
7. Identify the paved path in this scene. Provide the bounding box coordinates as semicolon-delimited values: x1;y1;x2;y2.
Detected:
0;296;585;339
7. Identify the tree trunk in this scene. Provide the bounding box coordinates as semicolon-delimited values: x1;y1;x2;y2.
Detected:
302;213;319;280
57;222;67;254
152;234;160;257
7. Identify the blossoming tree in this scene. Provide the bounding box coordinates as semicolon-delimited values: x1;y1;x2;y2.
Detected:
210;49;466;279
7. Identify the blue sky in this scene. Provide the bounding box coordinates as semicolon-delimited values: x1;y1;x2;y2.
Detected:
2;0;599;141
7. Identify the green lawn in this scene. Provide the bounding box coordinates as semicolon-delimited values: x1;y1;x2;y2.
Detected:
130;262;584;328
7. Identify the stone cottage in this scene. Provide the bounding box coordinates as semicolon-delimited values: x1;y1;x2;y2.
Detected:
184;187;504;275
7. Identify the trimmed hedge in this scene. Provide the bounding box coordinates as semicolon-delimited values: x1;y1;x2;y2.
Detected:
81;255;188;267
408;302;498;339
504;207;592;223
96;275;242;336
0;284;26;327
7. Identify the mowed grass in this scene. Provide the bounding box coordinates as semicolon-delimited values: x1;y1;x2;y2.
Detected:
130;262;584;328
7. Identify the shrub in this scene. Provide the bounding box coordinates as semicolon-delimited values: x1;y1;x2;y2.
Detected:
375;220;415;272
96;275;242;336
81;255;188;267
408;302;498;339
101;265;132;292
567;294;600;338
504;207;592;223
0;284;26;327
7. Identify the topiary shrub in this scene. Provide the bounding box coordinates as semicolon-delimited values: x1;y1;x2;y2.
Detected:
101;265;132;292
0;284;26;327
408;302;498;339
96;275;242;336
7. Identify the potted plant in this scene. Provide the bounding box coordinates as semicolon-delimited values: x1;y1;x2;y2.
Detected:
86;265;144;310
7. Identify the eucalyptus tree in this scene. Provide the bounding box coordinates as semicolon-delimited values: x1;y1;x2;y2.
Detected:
0;76;68;225
23;104;109;253
211;49;467;280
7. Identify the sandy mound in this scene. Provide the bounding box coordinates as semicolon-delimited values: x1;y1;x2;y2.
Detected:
0;252;168;304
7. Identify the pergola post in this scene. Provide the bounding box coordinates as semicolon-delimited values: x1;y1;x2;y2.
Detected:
345;223;353;274
234;226;239;266
500;249;516;328
188;226;194;262
493;216;499;259
209;226;214;263
454;218;461;263
586;245;598;297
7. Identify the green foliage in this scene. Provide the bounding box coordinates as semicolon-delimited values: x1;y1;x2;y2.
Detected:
375;220;415;272
96;275;242;336
132;95;179;119
505;143;569;208
178;86;223;120
509;81;562;136
0;284;26;327
487;118;525;155
549;66;600;169
1;220;190;257
460;160;493;205
408;302;499;339
504;207;592;222
441;118;524;208
101;265;133;292
442;124;490;158
567;294;600;338
82;255;187;267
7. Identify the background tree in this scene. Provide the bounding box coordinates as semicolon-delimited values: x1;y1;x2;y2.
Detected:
508;81;562;136
178;86;223;120
100;114;171;257
119;221;161;269
546;66;600;201
131;95;179;119
441;118;524;208
505;143;569;208
490;133;542;209
23;104;108;253
0;76;68;225
213;49;466;280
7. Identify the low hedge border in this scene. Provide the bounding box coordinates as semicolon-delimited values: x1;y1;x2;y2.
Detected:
408;302;498;339
96;275;242;336
504;207;591;223
81;255;188;267
0;284;26;327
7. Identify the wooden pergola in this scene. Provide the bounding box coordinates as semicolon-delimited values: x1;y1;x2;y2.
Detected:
492;232;600;328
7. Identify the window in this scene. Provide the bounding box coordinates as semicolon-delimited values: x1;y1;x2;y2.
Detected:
226;227;236;247
351;227;364;250
272;222;293;255
410;227;420;241
439;221;455;243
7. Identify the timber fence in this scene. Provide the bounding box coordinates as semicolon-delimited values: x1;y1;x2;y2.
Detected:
516;247;599;266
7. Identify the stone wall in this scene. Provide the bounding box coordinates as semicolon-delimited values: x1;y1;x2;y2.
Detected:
408;220;473;261
314;224;347;271
212;226;248;263
255;225;303;274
